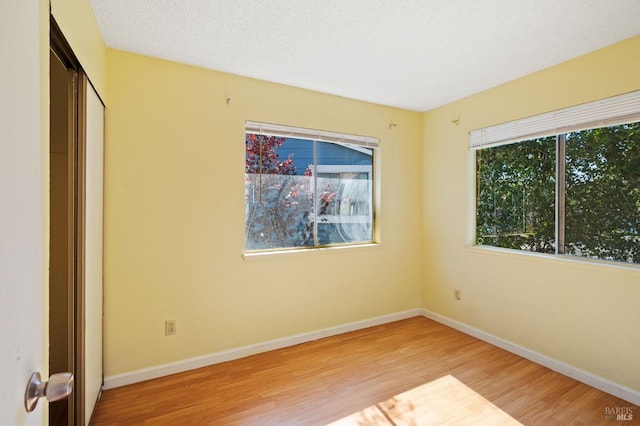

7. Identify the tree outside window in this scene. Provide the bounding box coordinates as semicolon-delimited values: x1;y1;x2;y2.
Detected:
476;122;639;264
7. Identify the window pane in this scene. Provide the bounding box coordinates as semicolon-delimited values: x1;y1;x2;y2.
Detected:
245;135;314;250
565;122;640;264
245;133;375;251
476;137;556;252
316;142;373;245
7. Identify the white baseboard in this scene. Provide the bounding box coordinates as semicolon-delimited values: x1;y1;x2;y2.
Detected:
103;308;421;390
421;309;640;406
104;307;640;406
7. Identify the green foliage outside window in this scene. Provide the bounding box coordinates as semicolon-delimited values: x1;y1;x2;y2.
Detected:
565;123;640;263
476;137;556;253
476;122;639;264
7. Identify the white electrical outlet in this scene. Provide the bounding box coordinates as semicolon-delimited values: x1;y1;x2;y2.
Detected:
454;289;461;301
165;320;176;336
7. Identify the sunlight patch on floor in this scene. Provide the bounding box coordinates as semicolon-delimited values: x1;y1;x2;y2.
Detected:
327;375;523;425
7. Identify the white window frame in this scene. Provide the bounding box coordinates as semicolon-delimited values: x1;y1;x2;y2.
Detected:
470;90;640;264
245;121;379;252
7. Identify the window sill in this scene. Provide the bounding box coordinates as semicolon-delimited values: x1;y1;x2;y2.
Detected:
242;242;381;261
465;244;640;274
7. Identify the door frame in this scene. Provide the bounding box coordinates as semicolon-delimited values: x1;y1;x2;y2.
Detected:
50;17;88;425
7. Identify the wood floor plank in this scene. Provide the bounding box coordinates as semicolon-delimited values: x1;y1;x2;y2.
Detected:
91;317;638;425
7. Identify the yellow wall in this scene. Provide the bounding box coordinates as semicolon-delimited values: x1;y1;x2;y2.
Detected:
422;36;640;391
51;0;107;99
103;49;424;376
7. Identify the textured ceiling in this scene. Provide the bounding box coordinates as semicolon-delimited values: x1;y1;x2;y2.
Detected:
89;0;640;112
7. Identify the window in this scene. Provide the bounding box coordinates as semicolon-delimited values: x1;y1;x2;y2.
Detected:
472;91;640;265
476;136;556;253
245;122;377;251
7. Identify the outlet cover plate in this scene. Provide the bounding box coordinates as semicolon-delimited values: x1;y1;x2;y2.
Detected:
165;320;176;336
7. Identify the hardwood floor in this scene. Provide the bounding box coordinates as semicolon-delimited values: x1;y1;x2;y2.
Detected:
91;317;638;425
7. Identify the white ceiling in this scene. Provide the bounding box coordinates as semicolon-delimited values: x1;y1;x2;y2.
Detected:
89;0;640;112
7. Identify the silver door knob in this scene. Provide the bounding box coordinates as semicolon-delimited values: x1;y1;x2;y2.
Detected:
24;372;74;412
